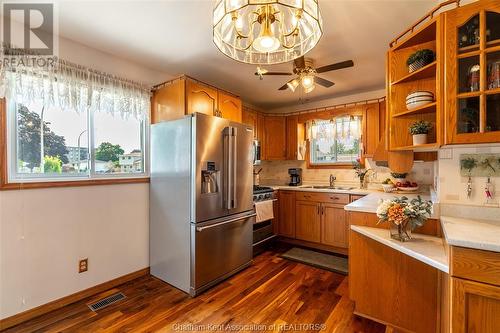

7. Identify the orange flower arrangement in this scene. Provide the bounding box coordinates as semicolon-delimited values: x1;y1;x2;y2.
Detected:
387;203;408;226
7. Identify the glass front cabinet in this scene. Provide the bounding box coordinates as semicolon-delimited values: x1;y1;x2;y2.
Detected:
445;1;500;144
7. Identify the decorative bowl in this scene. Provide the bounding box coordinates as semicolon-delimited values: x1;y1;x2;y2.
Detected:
397;186;419;192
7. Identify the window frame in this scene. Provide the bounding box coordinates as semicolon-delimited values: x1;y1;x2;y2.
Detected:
0;98;149;190
307;115;363;168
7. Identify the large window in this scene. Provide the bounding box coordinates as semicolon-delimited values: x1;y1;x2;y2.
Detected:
309;116;361;165
8;100;147;182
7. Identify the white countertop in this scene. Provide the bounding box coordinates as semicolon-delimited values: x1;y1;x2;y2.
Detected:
351;225;449;273
344;191;439;218
262;184;374;196
441;215;500;253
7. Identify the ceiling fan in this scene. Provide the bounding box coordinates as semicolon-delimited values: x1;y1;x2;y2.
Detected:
255;56;354;93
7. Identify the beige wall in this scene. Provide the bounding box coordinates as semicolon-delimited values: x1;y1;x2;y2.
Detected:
0;32;169;319
0;184;149;319
438;144;500;206
257;158;435;186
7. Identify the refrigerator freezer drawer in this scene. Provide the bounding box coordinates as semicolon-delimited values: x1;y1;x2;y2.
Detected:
191;212;255;295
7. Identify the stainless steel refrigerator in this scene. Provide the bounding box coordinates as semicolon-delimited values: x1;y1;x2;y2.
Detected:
150;113;255;296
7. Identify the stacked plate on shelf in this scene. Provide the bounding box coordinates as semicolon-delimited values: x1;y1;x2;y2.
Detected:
405;91;434;110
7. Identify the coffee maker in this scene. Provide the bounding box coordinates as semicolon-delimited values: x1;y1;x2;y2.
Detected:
288;168;302;186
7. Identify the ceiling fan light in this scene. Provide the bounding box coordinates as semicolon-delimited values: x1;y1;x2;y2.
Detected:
304;84;315;94
301;74;315;89
287;79;300;92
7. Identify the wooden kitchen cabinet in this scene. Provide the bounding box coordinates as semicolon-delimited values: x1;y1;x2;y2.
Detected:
286;115;298;160
295;200;321;243
151;76;243;124
263;115;286;160
321;204;348;248
444;0;500;144
451;277;500;333
242;107;258;138
186;79;218;117
217;91;242;122
278;191;296;238
151;78;185;123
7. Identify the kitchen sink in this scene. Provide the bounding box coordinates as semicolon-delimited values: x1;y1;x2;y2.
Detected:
300;185;355;190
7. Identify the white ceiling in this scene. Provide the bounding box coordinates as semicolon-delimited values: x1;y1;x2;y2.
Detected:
54;0;439;110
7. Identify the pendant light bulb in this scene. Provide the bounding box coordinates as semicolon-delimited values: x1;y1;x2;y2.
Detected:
301;74;315;89
287;79;300;92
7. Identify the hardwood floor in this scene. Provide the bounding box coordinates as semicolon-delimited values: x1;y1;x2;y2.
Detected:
3;246;385;332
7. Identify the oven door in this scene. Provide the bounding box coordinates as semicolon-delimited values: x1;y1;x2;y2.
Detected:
190;211;255;295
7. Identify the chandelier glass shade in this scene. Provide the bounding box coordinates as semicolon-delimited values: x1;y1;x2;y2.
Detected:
213;0;323;65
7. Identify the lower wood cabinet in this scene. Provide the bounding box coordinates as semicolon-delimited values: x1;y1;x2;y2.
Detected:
295;200;321;243
279;191;352;251
278;191;296;238
451;277;500;333
321;204;348;248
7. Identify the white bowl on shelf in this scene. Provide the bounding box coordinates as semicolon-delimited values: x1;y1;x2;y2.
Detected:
406;91;434;110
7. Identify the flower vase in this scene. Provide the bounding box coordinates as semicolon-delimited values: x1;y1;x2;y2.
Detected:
390;220;412;242
359;175;366;189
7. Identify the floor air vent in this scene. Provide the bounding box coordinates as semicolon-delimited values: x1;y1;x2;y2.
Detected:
88;292;126;312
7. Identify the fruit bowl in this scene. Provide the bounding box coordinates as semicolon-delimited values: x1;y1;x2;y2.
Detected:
397;186;419;192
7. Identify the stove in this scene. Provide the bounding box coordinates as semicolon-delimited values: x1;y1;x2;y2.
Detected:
252;185;276;256
253;185;274;202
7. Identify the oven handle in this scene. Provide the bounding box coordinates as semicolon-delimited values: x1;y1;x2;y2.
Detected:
195;213;257;232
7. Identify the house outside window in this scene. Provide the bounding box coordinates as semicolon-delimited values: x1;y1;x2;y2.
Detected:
308;116;362;165
7;100;147;181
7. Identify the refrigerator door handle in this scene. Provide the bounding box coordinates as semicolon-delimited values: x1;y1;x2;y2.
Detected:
223;129;232;210
196;213;257;232
231;127;237;209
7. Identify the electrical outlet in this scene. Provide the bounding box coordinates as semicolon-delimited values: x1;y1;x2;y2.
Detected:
79;258;88;273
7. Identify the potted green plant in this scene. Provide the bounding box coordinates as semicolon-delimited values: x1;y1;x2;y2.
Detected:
406;49;435;72
390;172;408;184
409;120;432;145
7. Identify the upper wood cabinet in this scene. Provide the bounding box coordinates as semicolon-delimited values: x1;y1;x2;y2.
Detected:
217;91;242;123
186;79;218;117
286;115;298;160
242;107;258;137
444;0;500;144
151;78;185;123
151;76;242;124
386;15;444;151
263;115;287;160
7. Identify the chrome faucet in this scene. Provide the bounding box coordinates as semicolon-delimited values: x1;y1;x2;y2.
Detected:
329;174;336;187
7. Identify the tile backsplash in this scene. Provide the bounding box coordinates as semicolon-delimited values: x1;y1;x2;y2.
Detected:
255;158;435;186
438;144;500;207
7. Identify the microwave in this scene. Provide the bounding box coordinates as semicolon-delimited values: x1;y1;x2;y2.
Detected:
253;140;261;165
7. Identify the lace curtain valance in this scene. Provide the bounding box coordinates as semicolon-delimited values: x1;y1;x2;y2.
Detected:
0;49;151;120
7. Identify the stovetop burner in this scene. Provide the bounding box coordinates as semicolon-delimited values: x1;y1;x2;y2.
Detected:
253;185;273;194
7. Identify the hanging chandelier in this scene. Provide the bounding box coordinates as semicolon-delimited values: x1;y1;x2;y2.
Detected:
212;0;323;65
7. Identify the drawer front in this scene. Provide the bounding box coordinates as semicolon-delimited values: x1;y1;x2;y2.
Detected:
451;246;500;286
295;192;349;204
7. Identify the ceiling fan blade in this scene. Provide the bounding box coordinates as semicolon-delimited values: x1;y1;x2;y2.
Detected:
294;56;306;69
315;60;354;73
255;72;293;76
314;76;335;88
278;82;290;90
